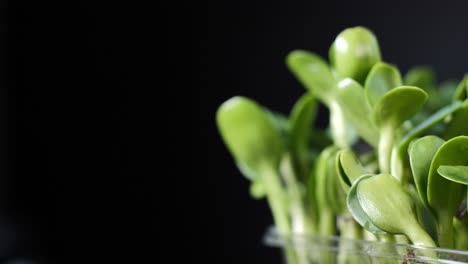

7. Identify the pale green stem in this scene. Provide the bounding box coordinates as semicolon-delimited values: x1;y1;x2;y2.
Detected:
330;101;349;148
436;215;454;249
319;210;335;264
406;224;437;248
378;126;394;174
281;155;317;234
279;156;314;264
319;209;336;236
259;163;297;264
405;220;438;260
390;147;412;184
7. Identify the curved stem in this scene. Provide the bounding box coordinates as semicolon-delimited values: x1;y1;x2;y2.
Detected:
405;221;438;260
406;224;436;248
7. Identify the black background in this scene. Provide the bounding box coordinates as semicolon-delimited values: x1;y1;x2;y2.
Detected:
0;1;142;263
192;0;468;263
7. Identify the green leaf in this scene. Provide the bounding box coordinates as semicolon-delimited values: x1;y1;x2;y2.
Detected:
286;50;336;104
364;62;402;106
428;136;468;209
326;151;346;214
373;86;428;174
339;149;367;183
330;26;382;83
346;174;386;234
438;165;468;185
335;78;379;146
315;146;340;211
408;136;445;209
404;66;436;91
336;151;351;193
355;173;436;247
356;174;416;233
216;97;284;180
288;93;317;180
372;86;428;129
289;94;318;148
427;136;468;247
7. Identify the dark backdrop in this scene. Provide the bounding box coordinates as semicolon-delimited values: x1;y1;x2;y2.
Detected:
192;0;468;263
0;1;140;263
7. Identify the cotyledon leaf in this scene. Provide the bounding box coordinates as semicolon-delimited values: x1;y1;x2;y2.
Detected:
347;174;386;234
356;173;414;234
315;146;339;207
372;86;428;129
428;136;468;208
439;165;468;213
373;86;428;173
336;151;351;193
364;62;402;106
286;50;336;105
330;26;382;84
355;173;436;247
438;165;468;185
326;151;346;214
339;149;368;183
216;96;285;181
288;93;317;180
408;136;445;210
336;149;369;193
289;93;318;149
335;78;379;146
427;136;468;247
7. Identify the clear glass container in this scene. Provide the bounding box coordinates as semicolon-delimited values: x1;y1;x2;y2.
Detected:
263;226;468;264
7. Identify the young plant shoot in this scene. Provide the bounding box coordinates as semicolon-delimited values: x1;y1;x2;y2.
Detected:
217;26;468;263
